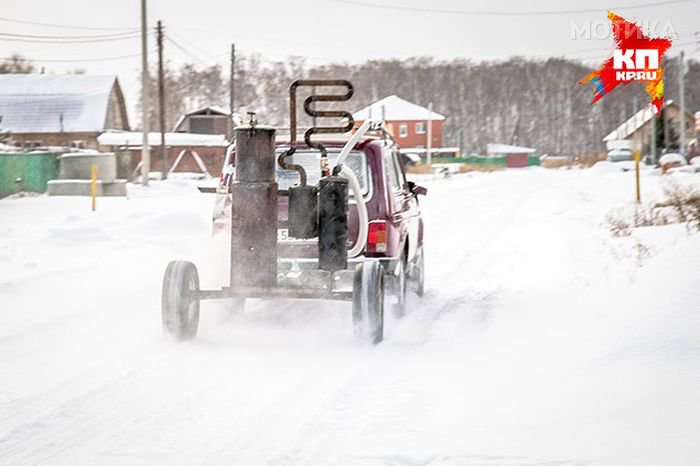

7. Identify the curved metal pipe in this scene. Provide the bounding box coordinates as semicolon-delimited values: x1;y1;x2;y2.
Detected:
277;146;307;187
277;81;307;186
278;79;355;185
302;82;354;175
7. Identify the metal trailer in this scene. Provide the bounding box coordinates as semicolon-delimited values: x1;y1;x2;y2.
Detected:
161;80;386;344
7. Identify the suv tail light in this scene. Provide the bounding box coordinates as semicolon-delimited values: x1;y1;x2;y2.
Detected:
367;221;387;253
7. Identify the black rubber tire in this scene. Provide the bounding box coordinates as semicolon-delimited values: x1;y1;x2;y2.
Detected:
413;246;425;297
391;254;407;318
162;260;200;341
417;247;425;297
352;261;384;345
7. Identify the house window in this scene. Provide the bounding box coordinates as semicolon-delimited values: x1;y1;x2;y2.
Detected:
416;122;426;134
399;123;408;138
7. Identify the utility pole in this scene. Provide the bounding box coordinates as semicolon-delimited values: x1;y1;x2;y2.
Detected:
229;43;235;137
426;102;433;165
663;104;670;153
381;105;386;141
157;20;167;178
140;0;150;186
679;50;686;156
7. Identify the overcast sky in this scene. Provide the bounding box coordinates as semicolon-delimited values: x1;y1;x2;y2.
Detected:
2;0;698;122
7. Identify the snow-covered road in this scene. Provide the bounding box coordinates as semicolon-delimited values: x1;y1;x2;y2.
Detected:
1;168;699;466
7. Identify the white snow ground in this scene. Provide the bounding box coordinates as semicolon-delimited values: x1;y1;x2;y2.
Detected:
0;168;699;466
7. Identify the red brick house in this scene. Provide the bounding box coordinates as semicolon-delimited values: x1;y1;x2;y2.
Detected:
353;95;444;149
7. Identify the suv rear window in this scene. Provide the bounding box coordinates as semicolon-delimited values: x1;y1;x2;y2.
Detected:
276;149;370;195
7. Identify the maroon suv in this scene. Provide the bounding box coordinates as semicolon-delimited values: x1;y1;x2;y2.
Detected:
213;135;426;315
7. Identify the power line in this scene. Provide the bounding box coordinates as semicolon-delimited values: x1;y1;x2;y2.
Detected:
163;23;700;70
569;37;700;61
165;36;211;66
168;30;224;63
565;31;700;56
166;28;339;65
330;0;692;16
0;32;142;44
0;16;138;31
0;31;141;40
0;50;156;63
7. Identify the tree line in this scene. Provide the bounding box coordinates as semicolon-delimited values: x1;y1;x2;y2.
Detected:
3;53;699;156
139;54;700;156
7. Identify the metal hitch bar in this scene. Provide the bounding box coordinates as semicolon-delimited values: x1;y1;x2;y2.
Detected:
196;286;352;302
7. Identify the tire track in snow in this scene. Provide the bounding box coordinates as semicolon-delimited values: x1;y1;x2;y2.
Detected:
1;173;634;466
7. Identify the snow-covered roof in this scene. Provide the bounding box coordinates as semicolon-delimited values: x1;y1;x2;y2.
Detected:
353;95;445;122
0;74;123;134
603;105;657;142
185;105;230;116
97;131;228;147
487;143;536;154
602;100;686;142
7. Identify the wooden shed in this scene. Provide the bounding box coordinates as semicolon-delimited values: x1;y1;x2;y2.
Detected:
173;106;232;139
487;143;537;168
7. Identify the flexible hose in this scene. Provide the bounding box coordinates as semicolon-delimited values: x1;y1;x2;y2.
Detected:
335;119;371;168
338;165;368;258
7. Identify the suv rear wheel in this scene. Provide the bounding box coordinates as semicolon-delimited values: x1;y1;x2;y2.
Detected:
352;261;384;345
391;254;407;318
410;246;425;297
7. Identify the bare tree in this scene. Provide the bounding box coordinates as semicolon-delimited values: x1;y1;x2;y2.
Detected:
0;54;35;74
136;55;700;156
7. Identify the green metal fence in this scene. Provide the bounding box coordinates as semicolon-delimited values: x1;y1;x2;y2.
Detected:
0;152;59;198
428;154;540;167
526;155;541;166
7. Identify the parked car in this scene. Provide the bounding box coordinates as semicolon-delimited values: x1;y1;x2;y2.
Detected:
213;135;427;315
659;152;687;174
607;148;634;162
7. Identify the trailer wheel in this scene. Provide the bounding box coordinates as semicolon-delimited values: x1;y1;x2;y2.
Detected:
162;260;200;341
352;261;384;345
